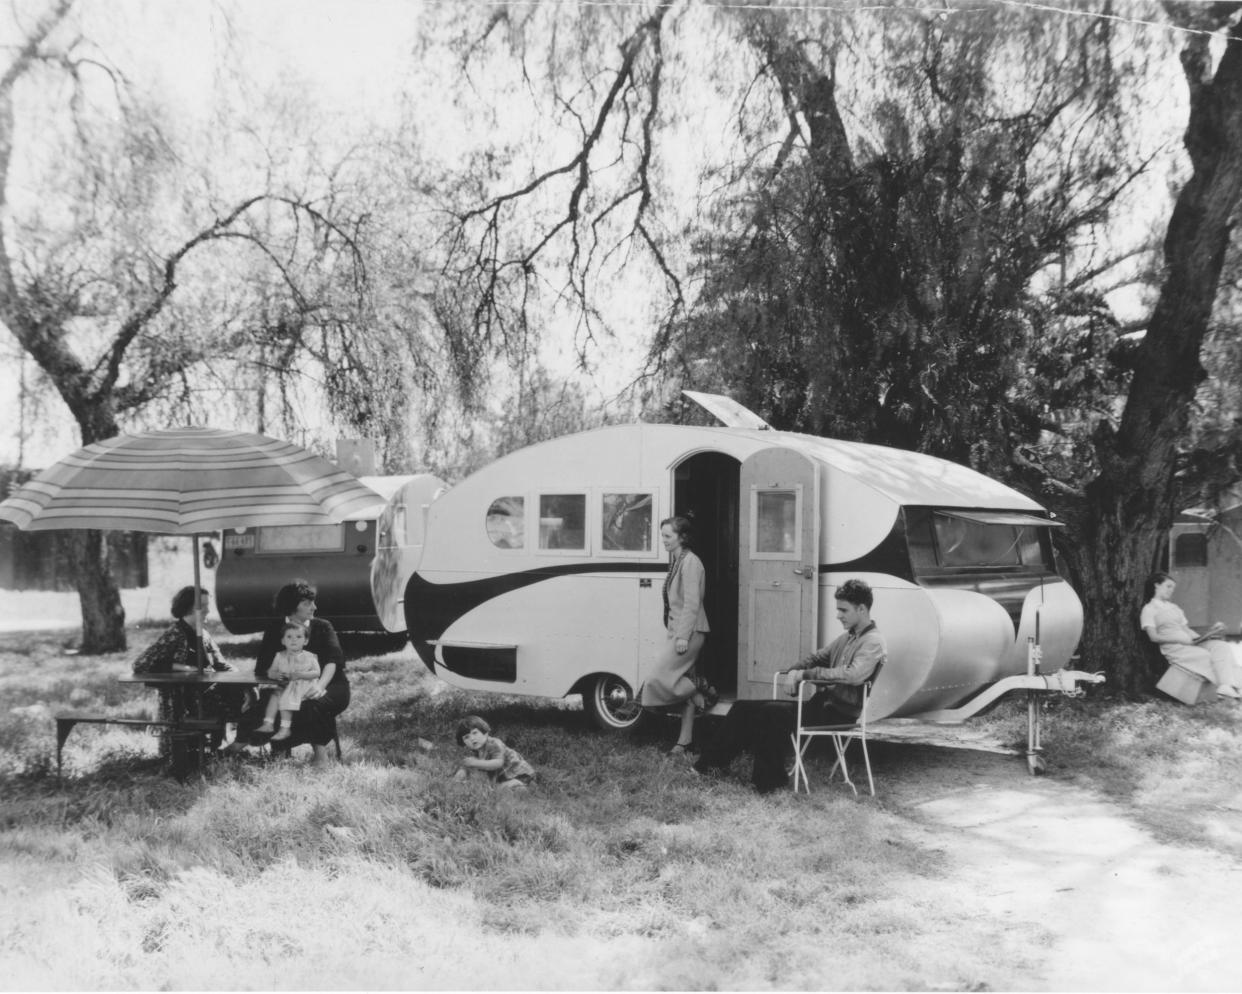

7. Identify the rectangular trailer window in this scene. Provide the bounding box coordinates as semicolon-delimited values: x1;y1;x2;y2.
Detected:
935;514;1023;567
906;508;1057;573
256;524;344;553
1016;526;1043;567
601;493;653;552
931;513;1050;569
1173;532;1208;568
539;494;586;551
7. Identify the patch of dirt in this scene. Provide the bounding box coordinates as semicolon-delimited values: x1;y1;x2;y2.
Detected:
878;743;1241;991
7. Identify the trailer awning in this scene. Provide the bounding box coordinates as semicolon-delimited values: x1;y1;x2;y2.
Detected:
937;510;1065;528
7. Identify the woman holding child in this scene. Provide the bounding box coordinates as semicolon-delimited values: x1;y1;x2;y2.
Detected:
252;579;350;764
1141;572;1242;699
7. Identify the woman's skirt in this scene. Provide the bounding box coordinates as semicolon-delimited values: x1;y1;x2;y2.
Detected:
1163;640;1241;688
640;630;707;707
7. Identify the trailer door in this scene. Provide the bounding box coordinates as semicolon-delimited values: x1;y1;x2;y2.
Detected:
737;448;819;700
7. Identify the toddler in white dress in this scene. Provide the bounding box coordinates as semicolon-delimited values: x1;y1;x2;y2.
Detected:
257;622;322;740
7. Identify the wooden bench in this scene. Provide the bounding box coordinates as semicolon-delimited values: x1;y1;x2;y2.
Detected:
55;711;223;777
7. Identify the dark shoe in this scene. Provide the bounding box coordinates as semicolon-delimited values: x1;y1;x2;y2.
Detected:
692;757;722;777
692;679;719;713
691;693;712;714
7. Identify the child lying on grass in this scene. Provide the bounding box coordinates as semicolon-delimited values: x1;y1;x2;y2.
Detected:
453;715;535;788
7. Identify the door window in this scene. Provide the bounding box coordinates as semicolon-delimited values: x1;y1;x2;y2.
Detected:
750;487;800;559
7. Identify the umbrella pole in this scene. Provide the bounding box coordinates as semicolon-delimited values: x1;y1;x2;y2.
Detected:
193;535;205;674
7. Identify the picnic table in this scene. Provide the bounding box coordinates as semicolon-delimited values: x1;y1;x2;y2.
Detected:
118;670;279;718
57;671;278;780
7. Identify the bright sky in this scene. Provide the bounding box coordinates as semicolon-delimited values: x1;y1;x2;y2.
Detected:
0;0;1193;470
0;0;654;468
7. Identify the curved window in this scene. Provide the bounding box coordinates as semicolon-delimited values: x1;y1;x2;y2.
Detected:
486;496;525;549
1173;532;1208;568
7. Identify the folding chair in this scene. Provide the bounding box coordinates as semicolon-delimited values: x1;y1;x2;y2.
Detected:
774;664;882;796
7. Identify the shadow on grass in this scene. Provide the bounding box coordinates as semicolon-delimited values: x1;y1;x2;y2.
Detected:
4;751;205;827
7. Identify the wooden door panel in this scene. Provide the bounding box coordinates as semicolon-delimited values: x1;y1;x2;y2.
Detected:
737;448;819;700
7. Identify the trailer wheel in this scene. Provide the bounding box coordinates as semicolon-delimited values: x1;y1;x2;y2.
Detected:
582;674;644;731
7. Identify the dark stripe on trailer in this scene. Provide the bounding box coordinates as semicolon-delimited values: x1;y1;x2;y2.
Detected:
404;561;665;671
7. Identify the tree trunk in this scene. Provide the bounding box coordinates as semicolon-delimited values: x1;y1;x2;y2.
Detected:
1078;17;1242;693
72;530;126;654
68;405;129;653
1065;489;1172;695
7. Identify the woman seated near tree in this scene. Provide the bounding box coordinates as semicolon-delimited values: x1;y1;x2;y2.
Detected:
245;578;350;765
1141;571;1242;699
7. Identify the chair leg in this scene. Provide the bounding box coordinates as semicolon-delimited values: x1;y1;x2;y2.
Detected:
829;736;858;796
790;734;812;793
859;738;874;797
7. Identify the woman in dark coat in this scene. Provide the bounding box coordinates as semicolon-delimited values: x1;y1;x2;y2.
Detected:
251;579;350;765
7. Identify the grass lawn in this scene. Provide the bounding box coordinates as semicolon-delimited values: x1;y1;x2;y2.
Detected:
3;614;1242;990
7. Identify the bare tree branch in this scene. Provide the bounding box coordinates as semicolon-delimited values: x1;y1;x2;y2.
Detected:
446;2;677;350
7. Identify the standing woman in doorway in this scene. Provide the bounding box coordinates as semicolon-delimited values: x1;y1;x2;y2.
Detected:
640;515;713;755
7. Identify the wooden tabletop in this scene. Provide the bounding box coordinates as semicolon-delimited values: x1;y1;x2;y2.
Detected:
118;671;279;687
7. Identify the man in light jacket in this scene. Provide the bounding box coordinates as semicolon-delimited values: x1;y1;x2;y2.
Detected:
693;578;885;792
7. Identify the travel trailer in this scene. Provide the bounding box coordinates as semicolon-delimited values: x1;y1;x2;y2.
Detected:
1168;505;1242;636
378;394;1100;768
215;474;444;634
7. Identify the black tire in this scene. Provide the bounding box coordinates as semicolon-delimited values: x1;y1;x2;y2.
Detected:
581;673;644;731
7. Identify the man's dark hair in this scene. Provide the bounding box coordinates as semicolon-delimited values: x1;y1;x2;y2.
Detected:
835;578;873;610
273;578;317;617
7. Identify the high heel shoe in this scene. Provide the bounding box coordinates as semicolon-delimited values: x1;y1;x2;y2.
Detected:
668;741;693;757
692;683;719;714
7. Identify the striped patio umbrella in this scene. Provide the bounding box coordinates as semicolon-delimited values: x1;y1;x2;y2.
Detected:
0;426;386;667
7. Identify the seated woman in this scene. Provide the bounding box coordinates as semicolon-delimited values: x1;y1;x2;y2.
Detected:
1141;572;1242;699
247;579;350;764
131;586;255;752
